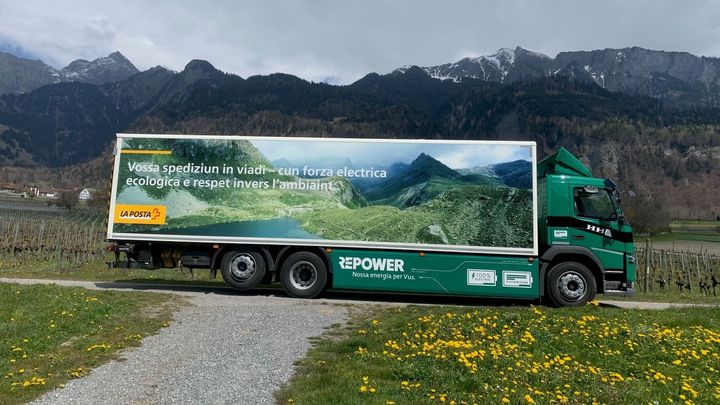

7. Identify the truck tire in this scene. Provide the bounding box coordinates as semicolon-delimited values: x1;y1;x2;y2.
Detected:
280;251;327;299
545;261;596;307
220;250;266;291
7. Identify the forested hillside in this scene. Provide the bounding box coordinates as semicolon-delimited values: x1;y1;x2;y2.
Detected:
1;58;718;220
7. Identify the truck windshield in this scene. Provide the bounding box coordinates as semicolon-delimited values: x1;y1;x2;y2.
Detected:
574;188;617;221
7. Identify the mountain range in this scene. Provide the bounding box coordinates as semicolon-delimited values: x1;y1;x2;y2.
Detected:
364;154;531;209
1;46;719;219
393;46;720;107
0;51;139;95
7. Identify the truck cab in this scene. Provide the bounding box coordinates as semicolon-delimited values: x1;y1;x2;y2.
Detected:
537;148;635;306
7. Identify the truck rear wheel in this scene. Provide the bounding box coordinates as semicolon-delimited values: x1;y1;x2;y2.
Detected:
220;250;266;291
280;251;327;299
545;261;596;307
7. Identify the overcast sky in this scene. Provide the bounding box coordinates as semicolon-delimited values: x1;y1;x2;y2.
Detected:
1;0;719;84
253;139;531;168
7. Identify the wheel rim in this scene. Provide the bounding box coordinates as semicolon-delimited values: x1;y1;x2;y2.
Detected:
289;260;317;291
230;254;256;281
557;271;586;301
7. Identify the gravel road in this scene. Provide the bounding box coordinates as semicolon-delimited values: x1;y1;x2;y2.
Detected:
1;279;349;405
647;240;720;255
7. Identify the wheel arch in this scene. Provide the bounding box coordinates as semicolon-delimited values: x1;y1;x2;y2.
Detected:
275;246;332;274
212;245;274;272
540;246;605;295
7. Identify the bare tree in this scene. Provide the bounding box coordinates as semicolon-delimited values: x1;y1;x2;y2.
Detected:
624;193;671;235
57;190;79;209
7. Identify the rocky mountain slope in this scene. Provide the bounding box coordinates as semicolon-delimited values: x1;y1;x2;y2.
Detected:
393;46;720;107
59;52;139;84
0;52;59;95
0;51;139;95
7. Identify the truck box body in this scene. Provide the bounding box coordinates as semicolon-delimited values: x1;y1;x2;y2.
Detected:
108;134;538;256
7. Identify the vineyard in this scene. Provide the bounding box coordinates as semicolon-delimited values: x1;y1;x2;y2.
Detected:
0;205;107;271
2;202;720;300
635;240;720;298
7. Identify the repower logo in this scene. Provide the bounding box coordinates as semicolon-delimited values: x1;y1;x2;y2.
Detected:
338;256;405;272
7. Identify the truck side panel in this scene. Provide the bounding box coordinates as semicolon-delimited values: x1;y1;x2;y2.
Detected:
108;134;538;256
329;249;540;299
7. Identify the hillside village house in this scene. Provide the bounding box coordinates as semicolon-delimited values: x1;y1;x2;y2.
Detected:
78;188;93;200
21;185;60;198
37;188;59;198
0;183;27;198
1;184;97;200
0;183;18;193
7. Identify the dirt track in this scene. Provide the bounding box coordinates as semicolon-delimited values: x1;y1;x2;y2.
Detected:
646;240;720;255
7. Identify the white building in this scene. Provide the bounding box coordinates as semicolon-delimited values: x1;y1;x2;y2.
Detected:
78;188;93;200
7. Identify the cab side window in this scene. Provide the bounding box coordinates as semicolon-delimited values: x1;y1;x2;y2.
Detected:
574;188;616;220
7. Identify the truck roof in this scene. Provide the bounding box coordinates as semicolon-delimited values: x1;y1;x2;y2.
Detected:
537;147;592;178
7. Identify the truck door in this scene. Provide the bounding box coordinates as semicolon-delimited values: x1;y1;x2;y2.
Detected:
570;186;626;270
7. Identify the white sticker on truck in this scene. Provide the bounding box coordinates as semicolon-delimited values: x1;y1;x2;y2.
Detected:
467;269;497;286
502;271;533;288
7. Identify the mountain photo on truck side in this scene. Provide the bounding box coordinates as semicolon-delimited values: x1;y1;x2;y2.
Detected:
111;137;534;252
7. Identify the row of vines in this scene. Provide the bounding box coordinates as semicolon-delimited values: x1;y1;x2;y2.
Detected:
0;206;107;270
635;240;720;297
2;204;720;298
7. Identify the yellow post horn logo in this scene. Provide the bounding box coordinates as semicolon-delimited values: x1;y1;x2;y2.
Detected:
114;204;167;225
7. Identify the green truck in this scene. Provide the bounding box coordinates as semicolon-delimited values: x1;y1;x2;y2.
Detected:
107;134;635;306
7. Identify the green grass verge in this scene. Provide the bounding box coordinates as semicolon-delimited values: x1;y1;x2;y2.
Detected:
606;290;720;305
0;257;223;285
647;220;720;243
0;282;184;403
277;304;720;405
671;220;720;229
648;232;720;243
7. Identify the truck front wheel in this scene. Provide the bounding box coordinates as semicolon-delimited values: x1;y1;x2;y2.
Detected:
545;262;596;307
280;251;327;299
220;250;266;291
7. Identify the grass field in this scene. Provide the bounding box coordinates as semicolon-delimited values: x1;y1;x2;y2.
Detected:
0;283;183;404
645;220;720;256
671;220;720;231
277;304;720;405
649;220;720;244
0;256;222;284
608;290;720;305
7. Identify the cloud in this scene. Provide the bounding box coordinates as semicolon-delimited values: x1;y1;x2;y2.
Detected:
1;1;719;83
252;139;531;169
435;145;530;169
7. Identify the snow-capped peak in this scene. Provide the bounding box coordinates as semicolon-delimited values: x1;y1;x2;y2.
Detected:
478;47;515;67
59;51;139;84
389;46;554;83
